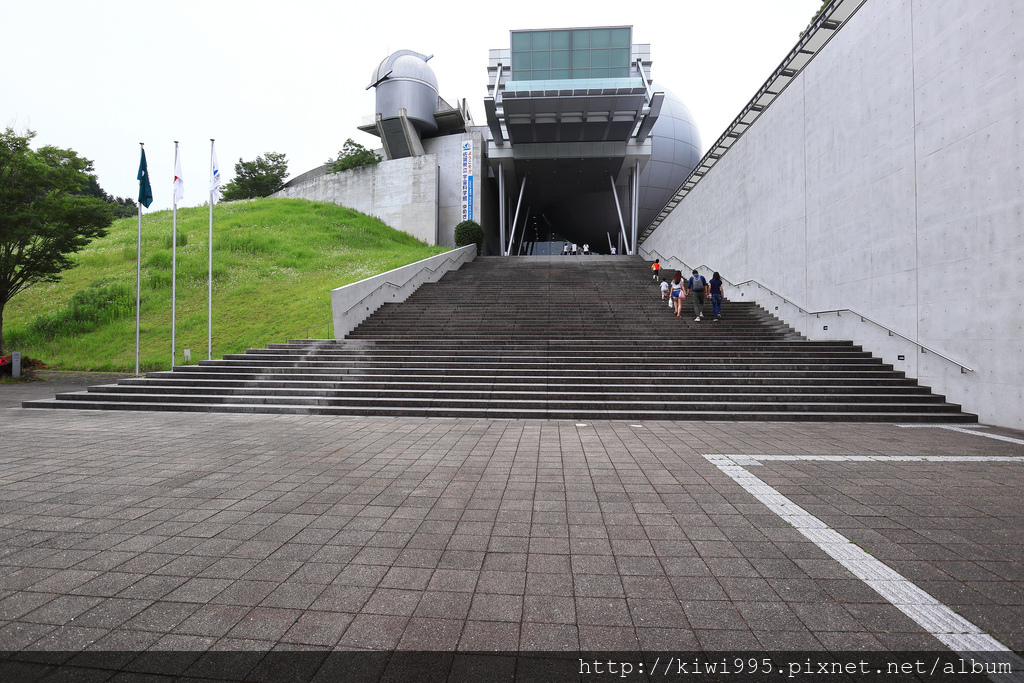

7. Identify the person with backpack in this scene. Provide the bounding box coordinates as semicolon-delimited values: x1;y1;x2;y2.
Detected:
709;271;724;321
686;269;707;321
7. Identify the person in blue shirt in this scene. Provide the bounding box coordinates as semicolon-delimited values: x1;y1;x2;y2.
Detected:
709;271;724;321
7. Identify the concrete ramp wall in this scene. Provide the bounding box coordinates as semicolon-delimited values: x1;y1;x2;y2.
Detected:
642;0;1024;429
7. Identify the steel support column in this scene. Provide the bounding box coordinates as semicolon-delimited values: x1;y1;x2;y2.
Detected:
609;175;630;255
626;161;634;258
498;165;506;257
507;175;527;256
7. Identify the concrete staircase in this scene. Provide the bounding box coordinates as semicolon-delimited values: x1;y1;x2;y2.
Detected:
23;256;976;422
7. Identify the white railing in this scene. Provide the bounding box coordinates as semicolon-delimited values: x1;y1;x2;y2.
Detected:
641;249;973;374
330;245;477;339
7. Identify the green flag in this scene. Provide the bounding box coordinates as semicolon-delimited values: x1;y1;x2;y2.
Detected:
137;148;153;208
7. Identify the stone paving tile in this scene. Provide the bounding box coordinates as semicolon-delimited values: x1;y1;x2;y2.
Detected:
1;388;1024;668
457;619;520;650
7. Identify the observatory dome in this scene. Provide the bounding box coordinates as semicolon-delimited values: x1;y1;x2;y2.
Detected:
370;50;441;136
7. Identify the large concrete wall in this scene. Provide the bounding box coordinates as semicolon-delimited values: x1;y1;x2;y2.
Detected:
428;131;485;248
274;131;484;248
642;0;1024;429
275;155;438;244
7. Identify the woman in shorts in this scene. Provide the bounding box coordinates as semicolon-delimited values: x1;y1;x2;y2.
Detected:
670;271;684;318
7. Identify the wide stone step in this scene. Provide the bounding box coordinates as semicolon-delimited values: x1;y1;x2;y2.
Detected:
53;394;956;416
82;383;946;404
204;358;890;372
144;366;908;382
114;377;928;393
25;397;975;423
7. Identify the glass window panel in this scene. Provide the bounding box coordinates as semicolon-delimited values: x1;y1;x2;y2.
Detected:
532;50;550;69
532;31;549;50
610;27;631;48
611;47;630;67
551;50;570;68
591;67;609;79
572;49;589;68
591;49;610;68
512;32;531;51
572;67;590;79
552;30;570;49
572;30;590;48
592;29;610;48
610;66;630;78
512;51;532;71
551;68;570;79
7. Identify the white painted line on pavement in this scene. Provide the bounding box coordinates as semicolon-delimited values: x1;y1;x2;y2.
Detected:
704;454;1024;675
898;424;1024;447
940;427;1024;446
707;454;1024;465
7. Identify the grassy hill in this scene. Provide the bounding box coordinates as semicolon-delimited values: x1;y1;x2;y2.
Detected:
3;198;448;372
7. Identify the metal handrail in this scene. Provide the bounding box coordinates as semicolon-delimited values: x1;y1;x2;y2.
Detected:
340;249;475;316
641;249;974;373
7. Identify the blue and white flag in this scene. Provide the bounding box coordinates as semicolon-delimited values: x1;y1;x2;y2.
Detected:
210;142;222;203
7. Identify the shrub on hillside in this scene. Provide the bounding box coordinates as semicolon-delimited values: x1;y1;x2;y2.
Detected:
29;283;134;340
454;220;483;253
163;231;188;249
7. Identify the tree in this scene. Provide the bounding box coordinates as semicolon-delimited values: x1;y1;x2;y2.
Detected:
220;152;290;201
110;196;139;219
0;128;114;353
80;174;138;218
326;139;382;173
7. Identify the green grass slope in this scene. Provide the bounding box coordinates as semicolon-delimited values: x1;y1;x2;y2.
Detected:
4;198;448;372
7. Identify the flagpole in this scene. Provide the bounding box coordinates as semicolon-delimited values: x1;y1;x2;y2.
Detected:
136;143;144;377
172;141;179;370
136;144;153;375
208;139;214;361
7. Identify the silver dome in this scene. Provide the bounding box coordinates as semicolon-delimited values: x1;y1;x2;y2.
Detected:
637;89;702;231
370;50;441;136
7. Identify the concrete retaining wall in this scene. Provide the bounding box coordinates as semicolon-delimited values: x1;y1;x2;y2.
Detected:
275;155;438;245
274;131;484;248
642;0;1024;428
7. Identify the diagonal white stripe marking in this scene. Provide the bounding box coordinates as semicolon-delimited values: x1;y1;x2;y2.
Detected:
941;426;1024;446
703;454;1024;674
898;424;1024;447
710;454;1024;463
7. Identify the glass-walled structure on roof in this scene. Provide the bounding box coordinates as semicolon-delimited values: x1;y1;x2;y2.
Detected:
484;26;701;257
510;27;632;81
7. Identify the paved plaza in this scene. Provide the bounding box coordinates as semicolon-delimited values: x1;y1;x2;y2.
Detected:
1;374;1023;679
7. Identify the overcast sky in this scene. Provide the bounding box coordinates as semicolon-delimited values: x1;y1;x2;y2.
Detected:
2;0;822;211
